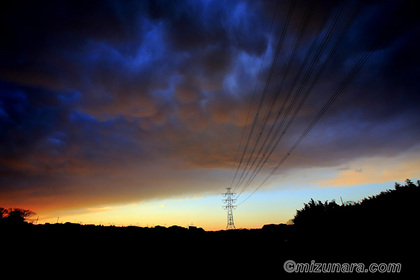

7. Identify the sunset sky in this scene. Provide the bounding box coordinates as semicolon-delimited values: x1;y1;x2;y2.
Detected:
1;0;419;230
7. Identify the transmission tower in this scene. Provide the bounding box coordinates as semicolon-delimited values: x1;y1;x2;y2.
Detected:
222;187;237;230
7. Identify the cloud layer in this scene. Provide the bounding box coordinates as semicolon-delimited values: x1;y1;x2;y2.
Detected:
1;0;419;211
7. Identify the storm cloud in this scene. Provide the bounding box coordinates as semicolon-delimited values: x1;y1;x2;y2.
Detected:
0;0;419;211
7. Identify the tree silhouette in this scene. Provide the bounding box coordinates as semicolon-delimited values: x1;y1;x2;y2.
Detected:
0;208;35;225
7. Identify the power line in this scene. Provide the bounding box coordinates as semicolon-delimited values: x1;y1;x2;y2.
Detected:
234;0;353;198
237;26;382;206
229;0;282;189
236;0;403;205
231;0;296;192
234;1;315;195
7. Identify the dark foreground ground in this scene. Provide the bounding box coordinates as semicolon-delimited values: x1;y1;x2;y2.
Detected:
1;220;417;279
2;182;418;279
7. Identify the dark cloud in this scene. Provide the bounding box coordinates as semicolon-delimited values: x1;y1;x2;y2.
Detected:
0;0;419;210
0;82;69;159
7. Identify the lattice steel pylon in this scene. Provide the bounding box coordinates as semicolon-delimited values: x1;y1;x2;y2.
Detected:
222;187;237;230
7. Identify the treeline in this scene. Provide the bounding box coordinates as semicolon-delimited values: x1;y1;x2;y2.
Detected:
289;179;419;266
293;179;420;228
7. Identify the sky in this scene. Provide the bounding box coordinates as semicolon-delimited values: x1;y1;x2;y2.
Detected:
0;0;419;230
